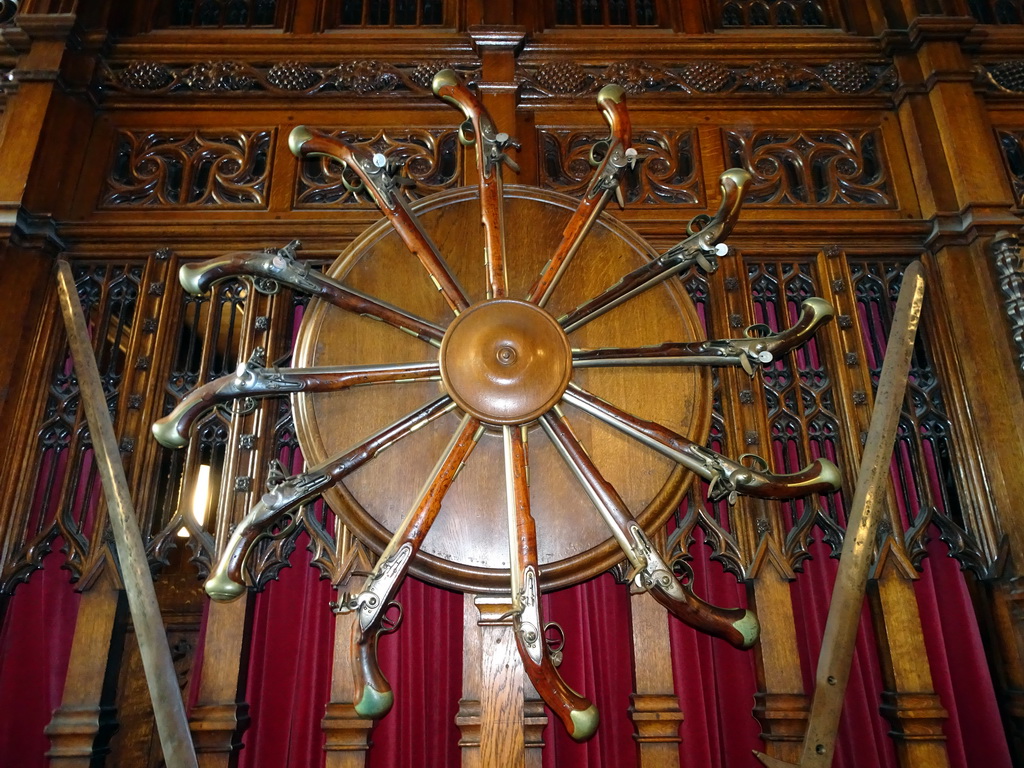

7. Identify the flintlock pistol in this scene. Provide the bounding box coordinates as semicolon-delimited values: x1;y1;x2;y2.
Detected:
178;241;444;345
572;297;835;377
558;168;752;333
528;83;638;307
564;384;841;505
432;69;519;300
289;126;470;313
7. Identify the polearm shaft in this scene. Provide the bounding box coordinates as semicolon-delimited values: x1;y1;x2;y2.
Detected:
56;262;199;768
754;261;926;768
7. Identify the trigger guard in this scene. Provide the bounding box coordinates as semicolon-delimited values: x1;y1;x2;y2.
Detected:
687;213;711;236
458;119;477;146
737;453;769;471
744;323;772;339
380;601;403;634
589;139;610;167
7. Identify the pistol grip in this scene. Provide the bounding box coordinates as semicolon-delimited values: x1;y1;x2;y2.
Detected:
204;516;266;602
652;587;760;650
351;622;394;719
596;84;631;147
513;630;599;742
151;378;224;449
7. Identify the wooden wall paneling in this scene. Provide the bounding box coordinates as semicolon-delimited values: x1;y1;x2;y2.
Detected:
0;242;61;599
185;274;279;766
819;249;953;767
43;568;126;766
628;566;685;767
891;24;1024;763
716;252;808;763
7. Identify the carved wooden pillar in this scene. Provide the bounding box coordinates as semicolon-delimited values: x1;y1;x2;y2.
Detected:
890;14;1024;761
870;562;950;768
188;276;279;767
44;568;125;766
321;608;373;768
458;595;529;768
188;598;252;766
717;255;809;761
629;590;683;767
748;569;810;762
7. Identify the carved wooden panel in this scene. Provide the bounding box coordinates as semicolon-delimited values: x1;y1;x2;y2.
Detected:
154;0;284;28
101;129;273;208
148;278;250;576
0;263;143;592
538;127;700;205
714;0;838;27
850;260;990;575
997;129;1024;204
745;259;846;569
518;59;897;97
295;128;461;207
725;129;893;206
968;0;1024;23
104;60;478;98
550;0;659;26
665;270;749;581
982;61;1024;94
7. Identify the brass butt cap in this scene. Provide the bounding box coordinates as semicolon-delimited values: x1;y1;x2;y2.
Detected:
569;704;600;742
151;418;187;449
353;684;394;719
721;167;752;190
204;572;247;602
431;68;459;95
288;125;314;158
596;83;625;105
733;609;761;650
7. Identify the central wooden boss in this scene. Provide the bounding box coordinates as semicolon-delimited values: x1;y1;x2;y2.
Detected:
292;186;710;593
440;299;572;425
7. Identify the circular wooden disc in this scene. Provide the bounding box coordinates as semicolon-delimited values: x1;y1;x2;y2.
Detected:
293;185;711;593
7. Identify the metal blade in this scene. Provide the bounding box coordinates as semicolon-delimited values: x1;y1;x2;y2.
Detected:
754;260;926;768
56;263;199;768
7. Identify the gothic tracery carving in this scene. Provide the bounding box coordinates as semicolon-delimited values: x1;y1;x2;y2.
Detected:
725;129;892;206
102;129;272;207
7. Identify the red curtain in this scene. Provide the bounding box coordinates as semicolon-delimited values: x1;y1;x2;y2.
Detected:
0;544;82;768
0;531;1013;767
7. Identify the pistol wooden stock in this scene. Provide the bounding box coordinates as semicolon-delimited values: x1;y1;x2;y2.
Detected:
204;396;457;601
152;361;440;449
541;413;759;650
528;84;633;307
504;426;599;741
564;385;841;501
289;126;470;313
432;69;510;299
558;168;751;334
347;415;482;718
178;251;445;345
571;298;834;372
